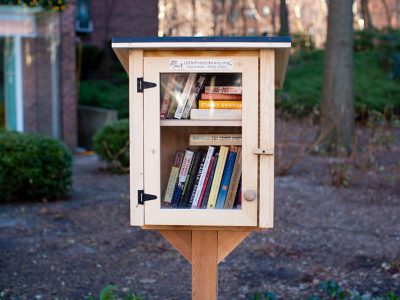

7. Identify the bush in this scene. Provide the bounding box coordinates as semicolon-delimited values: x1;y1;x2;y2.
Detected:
93;119;129;171
79;80;129;118
0;131;72;202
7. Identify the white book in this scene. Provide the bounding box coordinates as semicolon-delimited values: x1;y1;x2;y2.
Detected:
174;73;197;119
182;75;206;119
190;109;242;120
191;146;215;208
178;150;194;183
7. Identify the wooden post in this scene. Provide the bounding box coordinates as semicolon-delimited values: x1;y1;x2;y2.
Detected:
192;230;218;300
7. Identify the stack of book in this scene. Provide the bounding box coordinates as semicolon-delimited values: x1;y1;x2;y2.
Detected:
160;73;242;121
163;136;242;209
190;85;242;121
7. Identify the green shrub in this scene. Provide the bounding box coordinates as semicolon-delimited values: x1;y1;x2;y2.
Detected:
0;131;72;202
93;119;129;171
79;80;129;118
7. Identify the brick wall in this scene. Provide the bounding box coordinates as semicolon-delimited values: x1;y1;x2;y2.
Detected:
60;0;77;150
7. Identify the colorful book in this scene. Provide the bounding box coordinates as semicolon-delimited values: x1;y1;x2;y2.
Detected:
174;73;197;119
199;100;242;109
191;146;215;208
190;134;242;146
167;76;185;119
188;154;206;208
171;149;194;208
205;86;242;94
182;75;206;119
190;109;241;120
180;151;203;208
215;146;238;209
201;153;218;209
160;74;177;119
201;93;242;100
224;147;242;208
207;146;229;209
163;151;184;204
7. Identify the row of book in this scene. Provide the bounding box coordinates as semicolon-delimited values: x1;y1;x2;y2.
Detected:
163;145;242;209
160;73;243;121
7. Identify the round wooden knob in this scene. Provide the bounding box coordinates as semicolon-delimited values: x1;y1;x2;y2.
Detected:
243;190;256;201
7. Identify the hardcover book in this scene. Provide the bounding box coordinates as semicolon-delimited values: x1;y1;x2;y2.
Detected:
160;74;177;119
190;109;241;120
182;75;206;119
190;134;242;146
207;146;229;209
188;154;206;208
163;151;184;204
174;73;197;119
200;93;242;101
167;76;186;119
198;100;242;109
224;147;242;209
204;86;242;94
180;151;203;208
171;149;194;208
191;146;215;208
215;146;238;209
201;153;218;209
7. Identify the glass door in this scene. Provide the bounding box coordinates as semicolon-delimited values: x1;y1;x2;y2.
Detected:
143;56;258;226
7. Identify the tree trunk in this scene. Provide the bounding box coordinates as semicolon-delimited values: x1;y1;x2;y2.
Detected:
279;0;289;36
361;0;374;29
320;0;355;154
191;0;197;35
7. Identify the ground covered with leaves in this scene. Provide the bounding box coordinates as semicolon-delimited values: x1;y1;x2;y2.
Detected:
0;124;399;300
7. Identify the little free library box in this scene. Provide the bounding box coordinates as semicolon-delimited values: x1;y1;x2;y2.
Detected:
112;36;291;299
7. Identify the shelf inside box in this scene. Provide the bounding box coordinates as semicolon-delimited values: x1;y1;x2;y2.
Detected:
160;120;242;127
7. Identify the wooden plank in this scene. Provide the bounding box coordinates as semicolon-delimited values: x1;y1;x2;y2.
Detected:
259;50;275;228
159;230;192;263
275;48;290;88
129;50;144;226
192;230;218;300
144;50;260;57
113;48;129;74
141;225;262;231
160;120;242;127
217;230;251;263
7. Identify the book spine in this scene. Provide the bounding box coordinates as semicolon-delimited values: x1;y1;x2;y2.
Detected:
200;93;242;100
191;146;215;208
207;146;229;209
188;154;206;208
201;154;218;209
190;134;242;146
180;151;203;208
174;73;197;119
167;77;185;119
182;75;206;119
204;86;242;94
171;150;194;208
224;147;242;209
190;109;242;120
160;74;176;119
163;151;184;204
199;100;242;109
215;146;238;209
233;177;242;209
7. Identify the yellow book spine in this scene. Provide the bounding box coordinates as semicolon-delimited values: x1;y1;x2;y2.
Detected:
198;100;242;109
207;146;229;209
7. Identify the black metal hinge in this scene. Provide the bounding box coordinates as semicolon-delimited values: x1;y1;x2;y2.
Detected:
137;77;157;93
138;189;157;205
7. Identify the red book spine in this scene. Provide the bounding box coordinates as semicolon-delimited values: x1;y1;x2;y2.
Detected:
201;93;242;100
197;156;215;208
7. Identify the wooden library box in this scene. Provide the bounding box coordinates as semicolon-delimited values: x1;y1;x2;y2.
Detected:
112;36;291;229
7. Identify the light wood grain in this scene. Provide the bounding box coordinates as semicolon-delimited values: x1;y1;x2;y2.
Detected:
159;230;192;263
144;50;260;57
129;50;144;226
192;230;218;300
217;230;251;263
275;48;290;88
160;120;242;127
142;225;263;231
259;50;275;228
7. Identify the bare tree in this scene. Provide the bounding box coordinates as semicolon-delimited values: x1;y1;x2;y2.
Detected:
361;0;374;29
279;0;289;35
191;0;197;35
320;0;355;153
381;0;392;28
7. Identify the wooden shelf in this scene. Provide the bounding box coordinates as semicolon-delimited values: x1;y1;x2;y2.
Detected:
161;120;242;127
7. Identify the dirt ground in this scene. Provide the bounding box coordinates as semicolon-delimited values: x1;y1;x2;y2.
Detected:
0;125;399;300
